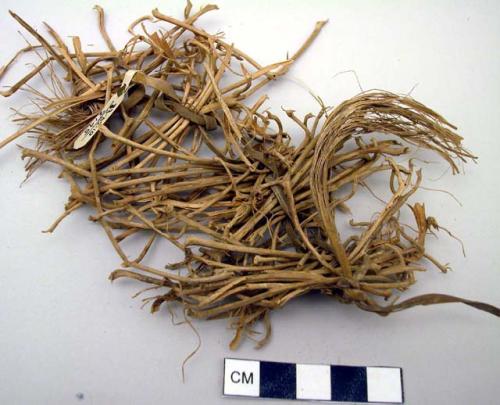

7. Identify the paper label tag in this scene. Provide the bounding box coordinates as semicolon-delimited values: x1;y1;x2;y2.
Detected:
73;70;138;149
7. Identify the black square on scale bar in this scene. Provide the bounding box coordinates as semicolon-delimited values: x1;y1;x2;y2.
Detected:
260;361;296;399
331;365;368;402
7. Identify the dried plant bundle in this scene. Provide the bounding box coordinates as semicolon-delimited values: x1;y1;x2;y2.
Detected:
1;2;498;350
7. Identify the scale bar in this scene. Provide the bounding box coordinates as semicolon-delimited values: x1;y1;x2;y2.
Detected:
223;358;404;403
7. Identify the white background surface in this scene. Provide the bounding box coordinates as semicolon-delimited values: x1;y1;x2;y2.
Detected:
1;1;500;404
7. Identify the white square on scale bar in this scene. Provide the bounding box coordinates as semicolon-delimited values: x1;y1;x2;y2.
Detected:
223;359;260;397
367;367;403;403
296;363;331;400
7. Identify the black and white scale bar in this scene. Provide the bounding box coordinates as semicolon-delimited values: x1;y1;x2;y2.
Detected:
223;358;403;403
